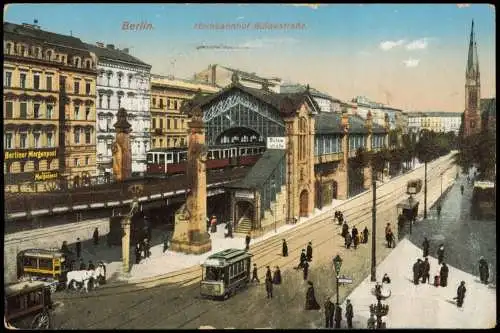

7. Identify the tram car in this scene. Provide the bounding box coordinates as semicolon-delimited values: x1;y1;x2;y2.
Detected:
146;143;266;176
200;249;252;300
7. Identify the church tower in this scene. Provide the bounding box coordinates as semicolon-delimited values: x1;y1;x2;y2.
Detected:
463;20;481;137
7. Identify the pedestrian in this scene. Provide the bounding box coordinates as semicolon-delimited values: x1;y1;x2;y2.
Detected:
338;212;344;225
251;263;260;283
265;276;273;298
437;205;442;218
345;299;354;328
306;241;313;262
272;266;282;285
433;272;440;287
455;281;466;307
345;233;352;249
422;237;430;258
225;220;233;238
93;227;99;245
412;259;421;285
296;249;307;269
389;231;396;248
282;239;288;257
266;266;272;282
437;244;445;265
333;211;339;224
334;303;342;328
478;256;489;284
352;227;359;249
143;238;151;259
79;259;86;270
87;260;95;270
382;273;391;284
440;263;449;287
342;222;349;238
61;241;70;255
324;296;334;328
422;257;431;284
305;281;321;310
76;238;82;258
245;233;251;251
460;185;464;195
206;217;210;233
367;313;376;329
135;243;142;264
303;260;309;281
210;216;217;233
163;233;170;253
362;227;369;244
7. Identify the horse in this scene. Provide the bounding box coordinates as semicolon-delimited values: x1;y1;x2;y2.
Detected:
66;270;93;292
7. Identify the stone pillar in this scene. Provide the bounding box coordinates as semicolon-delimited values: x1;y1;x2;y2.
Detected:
121;216;131;274
170;108;211;254
364;111;373;190
112;108;132;181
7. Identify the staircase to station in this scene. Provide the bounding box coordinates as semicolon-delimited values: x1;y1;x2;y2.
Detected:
234;217;252;235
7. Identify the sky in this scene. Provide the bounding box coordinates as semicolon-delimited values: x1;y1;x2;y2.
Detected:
4;3;496;112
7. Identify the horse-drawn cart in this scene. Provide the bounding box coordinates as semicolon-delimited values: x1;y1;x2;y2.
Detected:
4;281;53;329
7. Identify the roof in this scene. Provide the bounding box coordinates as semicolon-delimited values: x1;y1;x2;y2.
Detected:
183;82;321;118
85;43;151;68
480;98;496;118
228;150;286;189
19;248;64;258
406;111;463;118
314;112;343;134
4;22;90;55
204;248;252;266
151;74;219;93
220;65;279;84
280;84;340;102
5;281;48;297
350;114;386;134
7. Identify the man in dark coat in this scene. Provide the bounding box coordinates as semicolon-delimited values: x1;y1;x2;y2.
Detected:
226;221;233;238
245;233;251;251
303;260;309;281
324;296;334;328
76;238;82;258
422;257;431;284
87;260;95;270
412;259;421;285
93;227;99;245
305;281;321;310
352;227;359;249
272;266;282;285
334;303;343;328
251;263;260;283
306;242;313;262
265;266;272;282
362;227;369;244
440;263;449;287
265;277;273;298
163;233;170;253
436;205;441;218
455;281;466;307
282;239;288;257
338;212;344;225
61;241;70;255
478;256;489;284
460;185;464;195
342;222;349;238
135;243;142;264
345;299;354;328
143;238;151;259
345;233;352;249
422;237;430;257
296;249;307;269
437;244;445;265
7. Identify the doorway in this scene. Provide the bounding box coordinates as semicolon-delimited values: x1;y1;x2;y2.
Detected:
299;190;309;217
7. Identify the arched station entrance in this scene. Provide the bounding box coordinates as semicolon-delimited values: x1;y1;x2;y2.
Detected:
299;190;309;217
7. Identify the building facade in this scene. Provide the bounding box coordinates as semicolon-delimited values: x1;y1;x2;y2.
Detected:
86;43;152;177
280;83;342;113
194;64;282;92
406;111;462;135
4;21;97;192
150;74;219;149
463;20;482;137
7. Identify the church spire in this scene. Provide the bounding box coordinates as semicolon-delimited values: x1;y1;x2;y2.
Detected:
466;19;480;80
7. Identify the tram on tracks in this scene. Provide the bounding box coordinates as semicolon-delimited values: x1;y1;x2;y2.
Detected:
146;143;266;176
200;249;252;300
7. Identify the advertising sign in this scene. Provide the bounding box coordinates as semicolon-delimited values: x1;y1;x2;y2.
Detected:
4;149;58;161
266;137;287;150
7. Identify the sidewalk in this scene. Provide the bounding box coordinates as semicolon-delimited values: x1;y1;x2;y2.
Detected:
340;238;496;329
83;199;345;283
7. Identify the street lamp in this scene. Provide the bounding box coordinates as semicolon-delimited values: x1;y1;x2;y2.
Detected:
271;180;277;233
333;254;343;305
370;289;390;329
371;170;377;282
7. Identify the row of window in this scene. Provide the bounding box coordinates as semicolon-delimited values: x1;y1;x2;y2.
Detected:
348;135;366;151
315;136;342;156
72;128;94;145
4;71;92;95
5;159;57;174
5;101;54;119
151;97;184;110
151;117;186;130
5;42;93;68
4;131;54;149
97;71;137;89
151;137;186;148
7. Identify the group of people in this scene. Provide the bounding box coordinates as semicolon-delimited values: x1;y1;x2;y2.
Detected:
135;237;151;264
341;221;369;250
294;241;314;281
250;263;282;299
334;211;345;225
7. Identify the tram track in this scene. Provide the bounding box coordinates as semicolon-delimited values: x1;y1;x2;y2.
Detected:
56;156;457;329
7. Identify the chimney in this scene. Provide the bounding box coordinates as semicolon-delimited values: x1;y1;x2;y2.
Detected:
122;48;129;54
211;64;216;86
365;110;373;133
106;44;115;50
96;42;104;48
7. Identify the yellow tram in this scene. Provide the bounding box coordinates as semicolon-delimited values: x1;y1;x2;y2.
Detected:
200;249;252;300
17;249;69;293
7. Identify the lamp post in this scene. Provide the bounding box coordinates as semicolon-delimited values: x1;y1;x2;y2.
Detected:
370;291;390;329
271;180;277;233
333;254;343;305
371;170;377;282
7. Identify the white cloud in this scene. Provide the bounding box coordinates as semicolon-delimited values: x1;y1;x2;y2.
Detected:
405;38;429;50
379;39;406;51
290;4;322;9
403;58;420;67
239;38;299;49
456;4;471;8
236;16;244;20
